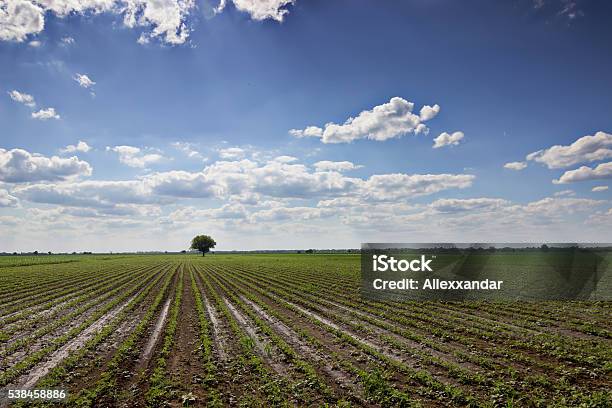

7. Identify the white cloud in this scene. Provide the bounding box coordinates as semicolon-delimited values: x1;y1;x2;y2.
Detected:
171;141;203;159
73;73;96;88
320;195;606;239
527;131;612;169
28;39;40;46
289;126;323;138
586;208;612;226
433;131;464;149
31;107;60;120
504;161;527;170
218;147;245;160
61;140;92;154
290;97;437;144
0;0;44;42
430;198;509;213
271;155;298;163
251;206;334;222
316;196;363;208
123;0;196;45
217;0;294;22
1;0;295;45
16;181;146;205
553;162;612;184
0;148;92;182
60;36;74;45
592;186;608;192
419;104;440;121
0;0;193;45
0;189;18;207
521;197;604;216
108;145;164;168
191;158;358;199
15;185;163;224
313;161;362;172
553;189;575;197
360;173;474;201
167;204;249;223
14;156;474;213
8;89;35;107
146;170;218;198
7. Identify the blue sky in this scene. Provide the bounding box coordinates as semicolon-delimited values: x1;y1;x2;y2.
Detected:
0;0;611;251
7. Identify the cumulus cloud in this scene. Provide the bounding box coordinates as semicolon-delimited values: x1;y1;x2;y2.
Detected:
14;180;162;208
146;170;218;198
251;206;335;222
521;197;604;216
218;147;245;160
360;173;474;201
31;107;60;120
15;182;164;221
271;155;298;163
1;0;295;45
14;156;475;218
318;192;606;238
433;131;464;149
0;0;44;42
108;145;164;168
249;195;601;232
73;73;95;88
586;208;612;226
290;97;438;144
504;161;527;170
167;204;249;224
313;161;362;172
216;0;294;21
7;90;59;122
0;0;193;45
527;131;612;169
0;189;18;207
8;89;35;107
553;162;612;184
592;186;608;192
172;141;203;159
61;141;92;154
123;0;196;45
419;104;440;121
190;159;358;199
289;126;323;139
430;198;509;213
0;148;92;182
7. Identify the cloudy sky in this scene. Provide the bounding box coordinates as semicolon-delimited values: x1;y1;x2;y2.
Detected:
1;0;611;252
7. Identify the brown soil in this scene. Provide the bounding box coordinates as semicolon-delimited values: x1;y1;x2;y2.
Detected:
166;268;207;407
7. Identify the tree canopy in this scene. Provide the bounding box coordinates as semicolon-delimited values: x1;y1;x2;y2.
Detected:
190;235;216;256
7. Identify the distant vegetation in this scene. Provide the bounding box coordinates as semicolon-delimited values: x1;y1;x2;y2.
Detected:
190;235;217;256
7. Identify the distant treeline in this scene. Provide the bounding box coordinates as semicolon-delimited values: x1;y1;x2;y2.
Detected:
2;246;611;256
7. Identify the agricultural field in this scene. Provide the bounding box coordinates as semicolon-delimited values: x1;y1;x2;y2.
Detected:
0;254;610;407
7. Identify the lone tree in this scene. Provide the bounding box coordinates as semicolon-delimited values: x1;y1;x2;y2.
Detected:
191;235;216;256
